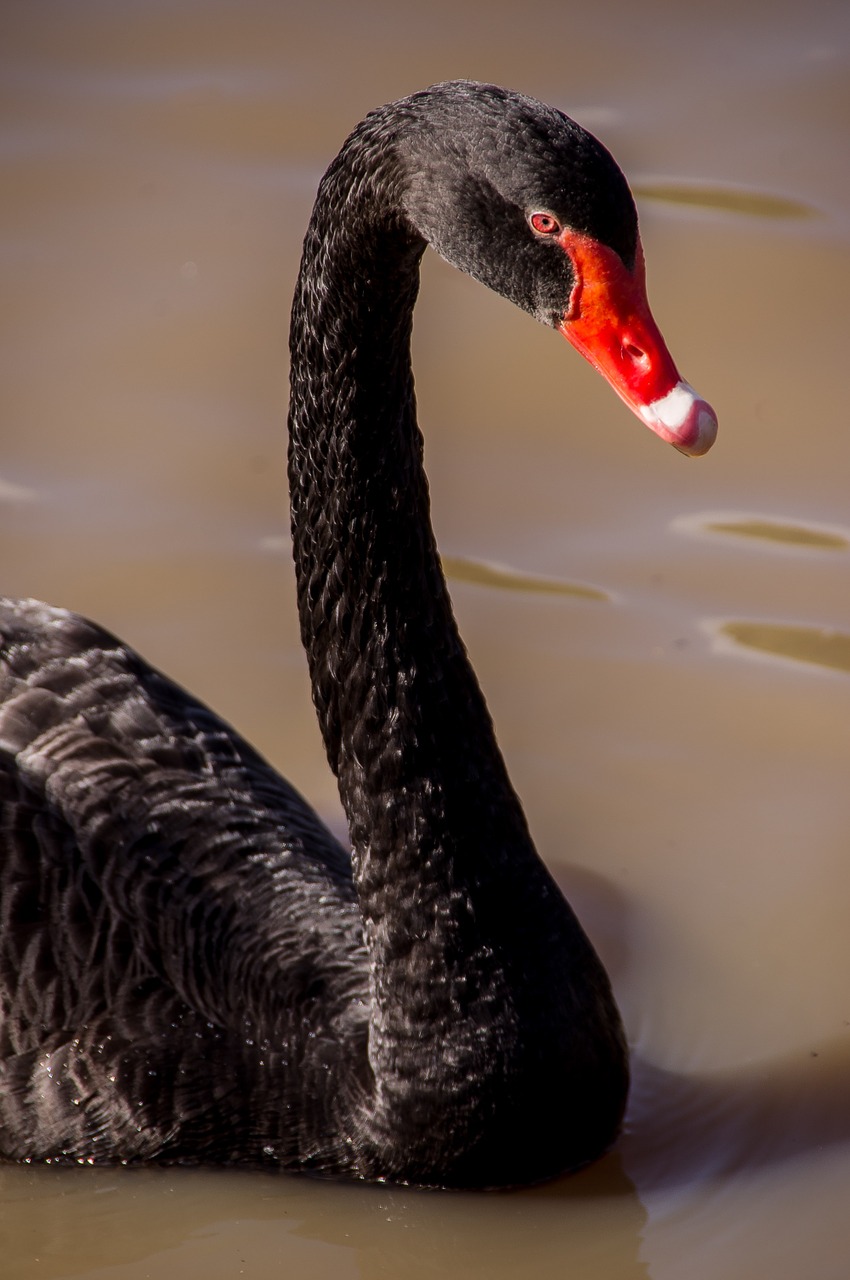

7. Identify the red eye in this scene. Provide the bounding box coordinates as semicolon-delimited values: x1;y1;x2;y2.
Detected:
529;212;560;236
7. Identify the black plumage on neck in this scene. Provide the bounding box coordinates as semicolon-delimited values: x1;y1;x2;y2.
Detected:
287;83;629;1184
0;80;658;1187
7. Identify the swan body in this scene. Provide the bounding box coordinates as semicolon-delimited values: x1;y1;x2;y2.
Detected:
0;82;715;1187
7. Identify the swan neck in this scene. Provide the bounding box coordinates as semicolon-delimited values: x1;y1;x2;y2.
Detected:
283;95;628;1178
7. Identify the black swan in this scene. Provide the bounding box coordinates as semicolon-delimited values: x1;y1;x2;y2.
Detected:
0;81;716;1188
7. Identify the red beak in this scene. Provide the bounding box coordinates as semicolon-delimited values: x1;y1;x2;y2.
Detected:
556;230;717;457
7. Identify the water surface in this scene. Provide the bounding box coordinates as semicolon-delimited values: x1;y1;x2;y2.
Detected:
2;1;850;1276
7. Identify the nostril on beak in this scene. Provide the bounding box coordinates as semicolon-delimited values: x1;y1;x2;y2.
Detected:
623;342;646;363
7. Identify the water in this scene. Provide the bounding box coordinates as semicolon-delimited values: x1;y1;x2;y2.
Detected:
2;1;850;1275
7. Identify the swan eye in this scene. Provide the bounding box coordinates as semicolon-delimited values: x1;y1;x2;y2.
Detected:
529;212;561;236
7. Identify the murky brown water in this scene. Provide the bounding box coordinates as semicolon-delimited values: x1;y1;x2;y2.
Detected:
2;1;850;1276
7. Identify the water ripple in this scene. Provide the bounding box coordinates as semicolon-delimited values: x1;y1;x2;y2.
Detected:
673;512;849;553
442;555;609;601
711;619;850;675
634;181;819;221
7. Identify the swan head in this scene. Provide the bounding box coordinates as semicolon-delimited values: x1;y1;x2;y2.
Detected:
397;81;717;456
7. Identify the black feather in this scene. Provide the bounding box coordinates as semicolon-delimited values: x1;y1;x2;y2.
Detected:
0;82;631;1187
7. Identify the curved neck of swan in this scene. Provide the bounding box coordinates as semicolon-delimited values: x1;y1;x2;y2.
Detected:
286;148;575;1114
289;160;532;864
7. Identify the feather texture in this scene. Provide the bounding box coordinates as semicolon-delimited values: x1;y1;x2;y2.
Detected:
0;82;632;1187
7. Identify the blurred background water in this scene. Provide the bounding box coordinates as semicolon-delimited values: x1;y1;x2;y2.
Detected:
1;1;849;1276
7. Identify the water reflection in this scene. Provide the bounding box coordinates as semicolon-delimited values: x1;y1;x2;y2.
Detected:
298;1160;650;1280
626;1036;850;1188
2;1155;650;1280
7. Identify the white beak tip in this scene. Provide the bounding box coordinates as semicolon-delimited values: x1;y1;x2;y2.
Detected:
642;381;718;457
